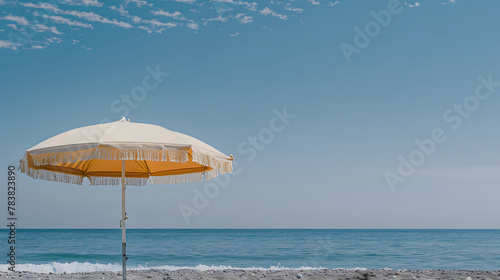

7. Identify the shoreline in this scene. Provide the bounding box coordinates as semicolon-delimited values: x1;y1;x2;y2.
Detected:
1;268;499;280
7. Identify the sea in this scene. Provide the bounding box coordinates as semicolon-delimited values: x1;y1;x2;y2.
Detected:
1;229;499;273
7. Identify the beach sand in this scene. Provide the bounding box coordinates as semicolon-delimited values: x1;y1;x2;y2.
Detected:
0;269;499;280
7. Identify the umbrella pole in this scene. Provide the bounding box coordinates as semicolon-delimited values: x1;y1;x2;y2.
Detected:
121;160;127;280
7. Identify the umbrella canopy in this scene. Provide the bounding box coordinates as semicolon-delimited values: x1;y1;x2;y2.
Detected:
19;118;233;186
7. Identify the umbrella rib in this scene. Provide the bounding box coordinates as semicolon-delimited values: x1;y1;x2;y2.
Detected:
83;159;98;177
142;160;151;175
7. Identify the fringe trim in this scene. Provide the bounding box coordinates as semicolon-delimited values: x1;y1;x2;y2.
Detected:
191;147;233;178
21;167;84;185
149;172;204;185
96;145;190;163
87;173;205;186
89;176;149;186
19;154;84;185
18;154;28;174
29;146;191;167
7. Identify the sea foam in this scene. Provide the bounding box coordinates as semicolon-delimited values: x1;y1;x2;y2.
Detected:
0;263;366;274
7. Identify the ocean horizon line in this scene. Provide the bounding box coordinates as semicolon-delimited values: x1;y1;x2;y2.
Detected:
3;228;500;230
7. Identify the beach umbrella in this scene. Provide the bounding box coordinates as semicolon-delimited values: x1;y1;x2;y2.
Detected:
19;117;233;280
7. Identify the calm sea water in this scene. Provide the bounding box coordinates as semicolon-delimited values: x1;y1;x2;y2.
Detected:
1;229;499;273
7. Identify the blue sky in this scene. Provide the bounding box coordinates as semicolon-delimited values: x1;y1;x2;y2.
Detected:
1;0;500;229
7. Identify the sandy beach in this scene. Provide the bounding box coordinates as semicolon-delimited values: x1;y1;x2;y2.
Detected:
1;269;499;280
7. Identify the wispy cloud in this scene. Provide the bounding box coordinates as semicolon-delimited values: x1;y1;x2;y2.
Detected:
186;21;199;30
235;13;253;24
40;13;94;29
203;15;229;23
110;5;130;17
238;1;258;11
151;9;185;20
65;0;104;7
260;7;273;15
170;0;197;3
109;5;143;24
33;23;63;34
46;36;63;43
259;7;288;20
1;15;30;25
56;8;133;28
405;1;420;8
285;5;304;13
328;1;340;7
30;44;45;49
125;0;153;7
140;18;177;33
0;39;21;50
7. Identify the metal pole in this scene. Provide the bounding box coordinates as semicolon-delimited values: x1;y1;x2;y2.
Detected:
121;159;127;280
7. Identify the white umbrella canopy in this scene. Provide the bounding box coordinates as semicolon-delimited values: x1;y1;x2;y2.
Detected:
19;117;233;280
19;117;233;186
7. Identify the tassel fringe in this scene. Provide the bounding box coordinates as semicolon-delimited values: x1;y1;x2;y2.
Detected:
149;172;204;185
89;177;149;186
29;145;191;167
21;166;84;185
